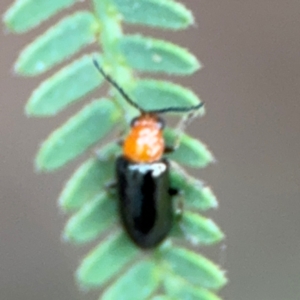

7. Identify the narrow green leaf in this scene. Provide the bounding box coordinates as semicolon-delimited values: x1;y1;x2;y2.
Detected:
162;247;227;290
111;0;193;29
26;54;103;116
170;166;218;210
119;35;200;75
177;211;224;245
15;11;98;76
3;0;77;33
102;261;159;300
165;277;222;300
36;99;120;171
59;144;119;212
132;80;202;111
76;232;138;288
165;128;215;168
63;193;117;244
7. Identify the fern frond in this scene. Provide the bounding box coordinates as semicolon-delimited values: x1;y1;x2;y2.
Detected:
3;0;227;299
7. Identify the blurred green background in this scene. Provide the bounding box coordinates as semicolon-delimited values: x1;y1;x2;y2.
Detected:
1;1;300;299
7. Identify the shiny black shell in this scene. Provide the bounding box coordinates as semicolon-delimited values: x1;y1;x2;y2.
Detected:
116;156;173;249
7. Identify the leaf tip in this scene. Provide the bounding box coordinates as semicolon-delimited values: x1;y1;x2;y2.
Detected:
58;183;80;213
58;194;69;211
197;143;216;168
24;100;36;117
34;156;44;173
35;149;46;172
202;186;219;209
35;140;59;172
61;230;70;244
75;264;90;290
2;6;17;33
207;153;217;166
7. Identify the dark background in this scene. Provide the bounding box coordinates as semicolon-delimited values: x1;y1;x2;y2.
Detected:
1;1;300;299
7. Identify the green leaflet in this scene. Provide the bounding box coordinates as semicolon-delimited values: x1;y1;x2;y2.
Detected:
165;128;215;168
170;166;218;210
102;261;160;300
111;0;193;29
119;35;200;75
63;193;117;244
164;277;222;300
3;0;77;33
162;247;227;290
36;99;120;172
76;232;138;288
26;54;103;116
59;144;120;212
132;80;202;111
176;211;224;245
15;11;98;76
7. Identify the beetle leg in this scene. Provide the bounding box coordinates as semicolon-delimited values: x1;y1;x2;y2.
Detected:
169;187;184;219
117;138;124;147
105;181;117;196
164;145;177;154
175;196;185;220
105;181;117;189
168;110;202;151
108;127;126;149
168;187;179;196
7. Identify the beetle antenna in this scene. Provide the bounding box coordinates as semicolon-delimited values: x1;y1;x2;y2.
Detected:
93;59;204;116
170;103;204;150
93;59;144;113
150;102;204;114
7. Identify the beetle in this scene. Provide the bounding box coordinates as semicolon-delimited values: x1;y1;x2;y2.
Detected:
93;60;203;249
